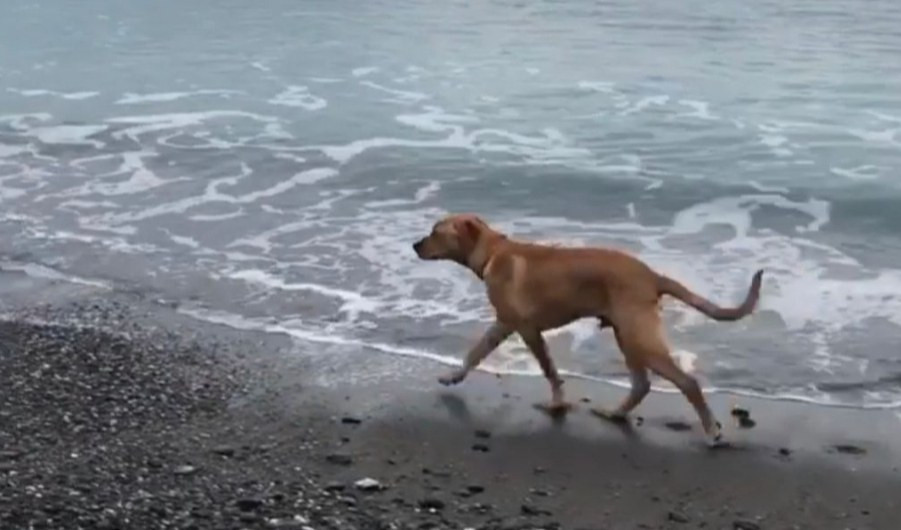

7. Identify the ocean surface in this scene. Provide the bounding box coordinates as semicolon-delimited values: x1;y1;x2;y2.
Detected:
2;0;901;408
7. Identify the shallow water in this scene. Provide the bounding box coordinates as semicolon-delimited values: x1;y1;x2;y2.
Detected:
2;0;901;407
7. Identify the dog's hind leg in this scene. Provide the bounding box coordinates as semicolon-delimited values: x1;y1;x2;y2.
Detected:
438;321;512;386
519;328;573;417
612;310;723;445
592;354;649;423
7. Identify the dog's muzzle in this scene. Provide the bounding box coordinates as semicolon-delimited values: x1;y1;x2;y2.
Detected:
412;238;425;255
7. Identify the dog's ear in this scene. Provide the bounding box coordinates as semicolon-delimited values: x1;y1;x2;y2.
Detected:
454;217;482;247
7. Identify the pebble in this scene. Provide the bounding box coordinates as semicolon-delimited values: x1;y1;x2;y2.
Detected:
354;477;383;491
173;465;198;476
733;521;761;530
668;511;690;523
212;445;236;457
738;417;757;429
730;406;751;420
521;503;551;516
324;482;346;493
235;498;264;511
418;498;446;511
833;444;867;455
326;453;354;466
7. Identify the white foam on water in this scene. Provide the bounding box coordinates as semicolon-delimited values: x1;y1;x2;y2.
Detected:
80;150;183;197
866;110;901;124
848;127;900;145
577;81;615;93
8;88;100;100
312;106;592;168
189;211;246;222
0;144;29;158
106;111;279;142
747;180;791;194
360;80;429;103
0;260;111;289
222;269;379;318
115;90;241;104
830;165;882;181
352;66;380;77
364;181;442;208
669;194;829;237
0;182;27;201
619;95;670;116
166;231;201;249
676;99;718;120
29;124;108;148
757;128;795;157
758;133;789;147
177;306;465;368
225;217;315;253
77;163;253;226
21;223;161;255
268;86;327;111
673;349;698;374
228;168;338;204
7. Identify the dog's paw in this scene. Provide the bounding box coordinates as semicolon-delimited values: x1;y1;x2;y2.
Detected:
590;408;629;424
705;421;726;449
438;371;465;386
533;401;574;418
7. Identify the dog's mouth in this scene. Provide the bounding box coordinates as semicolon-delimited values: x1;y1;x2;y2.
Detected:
412;238;431;259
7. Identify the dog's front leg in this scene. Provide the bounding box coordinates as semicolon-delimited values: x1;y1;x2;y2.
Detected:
519;328;573;417
438;321;512;386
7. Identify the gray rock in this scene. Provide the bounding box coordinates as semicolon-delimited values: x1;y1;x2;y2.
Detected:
326;453;353;466
236;498;264;511
418;498;446;511
173;465;198;476
354;477;383;491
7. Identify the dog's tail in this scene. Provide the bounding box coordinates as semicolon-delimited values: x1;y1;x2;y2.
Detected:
657;269;763;322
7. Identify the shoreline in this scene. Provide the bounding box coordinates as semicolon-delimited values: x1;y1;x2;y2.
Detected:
2;278;900;528
176;304;901;413
5;261;899;413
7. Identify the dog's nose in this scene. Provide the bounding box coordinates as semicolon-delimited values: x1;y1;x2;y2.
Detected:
412;240;422;252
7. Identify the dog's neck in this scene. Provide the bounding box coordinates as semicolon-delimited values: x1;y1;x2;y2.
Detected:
466;231;506;280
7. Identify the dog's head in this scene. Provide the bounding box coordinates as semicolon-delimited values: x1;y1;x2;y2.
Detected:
413;213;489;263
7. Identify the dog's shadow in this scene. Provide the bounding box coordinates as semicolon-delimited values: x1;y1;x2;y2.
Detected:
438;392;475;425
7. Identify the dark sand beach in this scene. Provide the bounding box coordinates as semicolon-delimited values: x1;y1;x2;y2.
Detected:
2;281;900;529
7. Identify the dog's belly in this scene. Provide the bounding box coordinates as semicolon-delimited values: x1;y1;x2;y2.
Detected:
488;282;607;331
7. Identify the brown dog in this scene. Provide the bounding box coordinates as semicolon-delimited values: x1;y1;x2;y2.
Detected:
413;213;762;444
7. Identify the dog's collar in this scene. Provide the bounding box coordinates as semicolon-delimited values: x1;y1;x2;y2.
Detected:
468;234;505;280
471;245;502;280
474;255;495;280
